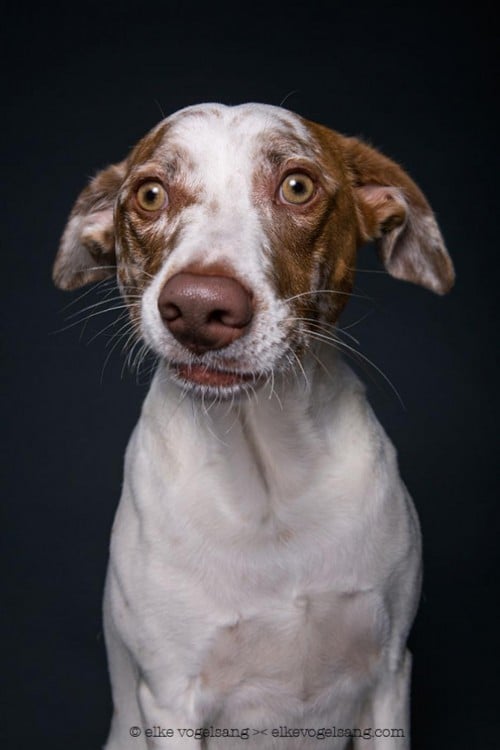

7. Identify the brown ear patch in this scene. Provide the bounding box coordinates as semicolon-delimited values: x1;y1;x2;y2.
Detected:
340;136;455;294
53;161;127;290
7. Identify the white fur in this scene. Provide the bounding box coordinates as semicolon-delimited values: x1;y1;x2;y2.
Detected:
101;104;422;749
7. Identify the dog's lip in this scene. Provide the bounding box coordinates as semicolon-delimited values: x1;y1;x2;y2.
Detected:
171;362;259;388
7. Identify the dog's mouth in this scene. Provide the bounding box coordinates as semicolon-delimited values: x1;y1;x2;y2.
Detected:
170;362;262;392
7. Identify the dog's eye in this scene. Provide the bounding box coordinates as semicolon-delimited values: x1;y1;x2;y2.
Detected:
280;173;315;204
136;181;167;211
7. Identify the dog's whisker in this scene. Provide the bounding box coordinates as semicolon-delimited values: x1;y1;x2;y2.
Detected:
306;344;335;382
129;338;145;367
64;296;141;321
198;394;231;447
279;89;300;107
346;265;390;275
283;350;303;391
135;345;153;381
288;347;310;392
121;336;142;380
137;356;159;386
85;310;131;345
339;309;375;332
131;343;151;383
286;316;361;347
268;368;284;410
283;288;372;304
104;325;138;357
54;303;133;335
139;350;157;382
59;276;117;311
268;367;276;401
223;390;236;421
99;325;138;384
307;330;405;408
104;320;137;353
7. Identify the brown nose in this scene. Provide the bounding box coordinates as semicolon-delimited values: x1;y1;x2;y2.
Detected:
158;272;253;352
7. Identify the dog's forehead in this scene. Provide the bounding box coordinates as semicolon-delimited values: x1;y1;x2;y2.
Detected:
141;103;318;168
168;102;308;136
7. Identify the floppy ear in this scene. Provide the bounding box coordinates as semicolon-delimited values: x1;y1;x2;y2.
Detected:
53;161;127;290
342;137;455;294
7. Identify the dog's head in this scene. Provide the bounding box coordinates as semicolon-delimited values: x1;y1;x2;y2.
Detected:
53;103;454;397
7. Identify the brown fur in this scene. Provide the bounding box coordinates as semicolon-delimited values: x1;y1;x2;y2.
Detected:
257;125;359;331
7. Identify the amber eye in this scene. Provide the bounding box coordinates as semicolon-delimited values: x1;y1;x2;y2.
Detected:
280;173;315;204
136;181;167;211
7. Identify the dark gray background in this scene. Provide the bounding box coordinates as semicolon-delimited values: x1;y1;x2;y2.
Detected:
2;1;498;748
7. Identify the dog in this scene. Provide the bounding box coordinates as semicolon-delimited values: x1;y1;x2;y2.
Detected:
53;103;454;749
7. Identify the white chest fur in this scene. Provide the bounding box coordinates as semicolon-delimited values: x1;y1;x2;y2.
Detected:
104;355;421;744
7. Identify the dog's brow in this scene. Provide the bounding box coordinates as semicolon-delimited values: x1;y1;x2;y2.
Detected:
265;149;293;167
128;146;197;183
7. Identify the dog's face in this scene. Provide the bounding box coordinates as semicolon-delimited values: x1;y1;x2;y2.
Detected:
53;103;454;397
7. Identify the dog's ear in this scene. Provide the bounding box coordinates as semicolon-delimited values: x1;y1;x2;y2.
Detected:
53;161;127;290
341;137;455;294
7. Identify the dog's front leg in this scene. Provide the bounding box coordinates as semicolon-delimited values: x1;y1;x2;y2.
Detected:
103;594;146;750
104;608;202;750
136;678;203;750
354;650;412;750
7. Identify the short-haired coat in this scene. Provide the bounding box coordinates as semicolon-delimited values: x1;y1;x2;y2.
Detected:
54;103;454;749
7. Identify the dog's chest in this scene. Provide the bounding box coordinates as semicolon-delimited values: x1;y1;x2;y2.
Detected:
111;414;389;712
111;523;387;713
107;370;399;717
196;587;387;709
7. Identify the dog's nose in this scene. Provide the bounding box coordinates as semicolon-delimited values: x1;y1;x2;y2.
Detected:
158;272;253;352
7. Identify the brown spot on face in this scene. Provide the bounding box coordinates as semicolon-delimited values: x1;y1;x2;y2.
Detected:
101;122;206;328
115;174;200;305
254;122;360;333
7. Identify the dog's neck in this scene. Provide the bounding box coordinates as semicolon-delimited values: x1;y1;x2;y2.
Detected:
141;347;358;520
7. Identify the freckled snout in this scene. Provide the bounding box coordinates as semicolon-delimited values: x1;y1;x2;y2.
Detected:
158;272;254;353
